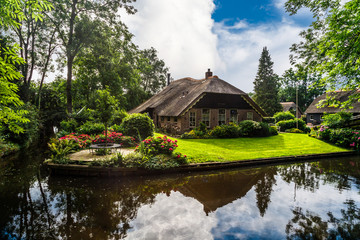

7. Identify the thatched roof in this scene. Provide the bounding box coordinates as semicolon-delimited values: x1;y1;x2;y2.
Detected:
305;91;360;114
281;102;303;115
129;75;267;117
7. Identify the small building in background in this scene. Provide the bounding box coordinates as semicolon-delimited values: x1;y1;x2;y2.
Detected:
280;102;302;118
129;69;267;134
305;91;360;125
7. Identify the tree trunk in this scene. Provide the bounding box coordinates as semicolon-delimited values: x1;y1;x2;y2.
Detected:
66;56;73;114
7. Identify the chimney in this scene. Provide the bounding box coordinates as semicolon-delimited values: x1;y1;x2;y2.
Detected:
167;73;171;85
205;68;212;79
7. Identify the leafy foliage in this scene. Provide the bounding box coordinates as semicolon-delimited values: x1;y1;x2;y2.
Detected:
120;113;155;140
47;138;76;163
322;112;352;129
273;111;295;123
285;0;360;108
135;136;179;156
210;124;240;138
276;119;308;132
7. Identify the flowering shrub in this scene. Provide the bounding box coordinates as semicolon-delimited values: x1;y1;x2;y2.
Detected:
314;127;360;150
92;131;136;147
136;135;178;156
59;133;92;149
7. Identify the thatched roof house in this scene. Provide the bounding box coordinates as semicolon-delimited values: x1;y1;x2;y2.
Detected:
129;69;267;134
305;91;360;124
280;102;302;118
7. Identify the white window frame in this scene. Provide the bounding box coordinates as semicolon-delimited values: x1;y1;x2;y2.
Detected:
189;112;196;128
218;109;226;125
202;109;210;127
247;112;253;120
230;109;238;122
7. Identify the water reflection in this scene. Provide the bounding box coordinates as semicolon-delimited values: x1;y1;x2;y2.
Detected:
1;152;360;239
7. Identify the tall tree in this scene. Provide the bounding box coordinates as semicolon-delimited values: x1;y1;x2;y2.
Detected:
8;1;57;102
0;0;52;133
253;47;283;116
46;0;136;114
73;22;168;110
279;67;325;112
285;0;360;107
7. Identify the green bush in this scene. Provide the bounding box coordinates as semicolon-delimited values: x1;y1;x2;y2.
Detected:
273;111;295;123
276;119;307;132
322;111;352;128
135;135;178;156
263;117;275;124
77;121;105;135
60;118;78;133
285;128;303;133
269;126;278;135
111;109;129;125
0;139;20;157
318;128;355;148
238;120;261;137
120;113;155;140
210;124;239;138
110;124;123;133
47;138;76;163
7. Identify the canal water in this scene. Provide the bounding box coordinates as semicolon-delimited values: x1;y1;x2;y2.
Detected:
1;148;360;239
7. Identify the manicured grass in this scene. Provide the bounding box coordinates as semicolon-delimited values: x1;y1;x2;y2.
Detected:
154;133;349;163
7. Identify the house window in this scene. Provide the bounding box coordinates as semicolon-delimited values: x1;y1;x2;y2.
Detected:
189;112;196;127
230;109;238;122
218;109;225;125
174;117;178;123
161;116;164;122
202;109;210;127
310;115;314;120
167;116;171;122
247;112;253;120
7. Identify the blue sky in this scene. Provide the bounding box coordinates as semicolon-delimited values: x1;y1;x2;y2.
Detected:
120;0;314;93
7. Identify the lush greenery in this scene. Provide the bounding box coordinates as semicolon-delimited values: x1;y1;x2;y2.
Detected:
181;121;278;139
274;111;295;123
120;113;155;140
285;0;360;108
1;0;169;157
322;112;352;129
253;47;283;116
310;127;360;151
157;133;348;163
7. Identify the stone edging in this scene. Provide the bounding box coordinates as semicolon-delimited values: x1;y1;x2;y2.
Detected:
46;151;356;177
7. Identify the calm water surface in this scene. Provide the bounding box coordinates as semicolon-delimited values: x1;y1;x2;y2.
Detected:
1;148;360;239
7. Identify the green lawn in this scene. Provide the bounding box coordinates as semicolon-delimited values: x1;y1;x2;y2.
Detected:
155;133;349;163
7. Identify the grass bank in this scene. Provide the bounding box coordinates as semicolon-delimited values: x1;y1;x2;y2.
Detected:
155;133;349;163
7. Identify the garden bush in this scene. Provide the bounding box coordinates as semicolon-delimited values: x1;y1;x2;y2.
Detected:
318;128;356;148
273;111;295;123
285;128;303;133
238;120;261;137
60;118;78;133
262;117;275;124
120;113;155;140
135;135;178;156
322;111;352;128
77;121;105;135
276;119;307;132
210;124;239;138
269;126;278;135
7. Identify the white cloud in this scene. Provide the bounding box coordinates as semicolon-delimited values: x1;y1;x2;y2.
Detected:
126;191;217;240
120;0;311;93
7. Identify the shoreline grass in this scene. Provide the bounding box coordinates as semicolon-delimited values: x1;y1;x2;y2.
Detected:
155;133;349;163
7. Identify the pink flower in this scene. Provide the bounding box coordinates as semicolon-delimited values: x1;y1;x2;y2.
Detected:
167;139;171;142
161;145;164;148
169;148;173;151
350;142;355;147
177;155;180;158
184;155;186;158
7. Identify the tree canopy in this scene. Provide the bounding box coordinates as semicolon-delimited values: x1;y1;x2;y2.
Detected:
285;0;360;107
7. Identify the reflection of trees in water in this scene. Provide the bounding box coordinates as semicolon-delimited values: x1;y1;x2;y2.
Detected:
277;163;321;192
254;167;277;217
277;158;360;195
286;200;360;239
